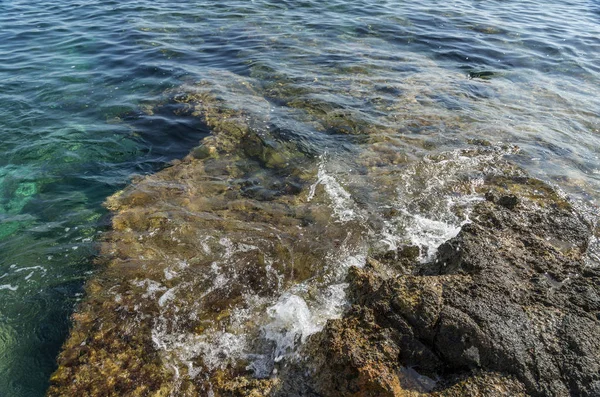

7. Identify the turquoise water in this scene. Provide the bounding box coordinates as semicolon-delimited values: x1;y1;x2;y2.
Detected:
1;0;599;395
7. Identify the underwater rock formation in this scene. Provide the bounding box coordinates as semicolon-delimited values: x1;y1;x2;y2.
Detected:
48;74;599;396
48;73;370;396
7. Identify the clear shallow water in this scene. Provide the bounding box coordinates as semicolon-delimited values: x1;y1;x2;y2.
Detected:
0;0;599;395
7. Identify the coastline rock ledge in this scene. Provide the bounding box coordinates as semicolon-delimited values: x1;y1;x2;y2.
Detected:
47;79;599;396
48;175;600;396
286;176;600;397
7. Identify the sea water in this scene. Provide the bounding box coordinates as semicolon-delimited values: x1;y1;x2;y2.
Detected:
0;0;599;395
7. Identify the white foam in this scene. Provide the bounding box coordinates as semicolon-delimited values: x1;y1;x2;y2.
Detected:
254;251;366;376
163;260;190;281
325;247;367;282
192;332;248;371
115;148;522;390
0;284;18;291
308;159;357;222
151;314;249;379
164;267;177;281
14;265;46;273
585;235;600;268
132;278;167;299
404;212;468;262
158;287;178;307
263;294;321;363
311;283;350;323
381;149;505;262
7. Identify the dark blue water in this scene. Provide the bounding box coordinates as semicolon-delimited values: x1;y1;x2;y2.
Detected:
0;0;599;395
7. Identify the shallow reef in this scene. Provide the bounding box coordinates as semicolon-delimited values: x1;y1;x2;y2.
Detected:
49;72;599;396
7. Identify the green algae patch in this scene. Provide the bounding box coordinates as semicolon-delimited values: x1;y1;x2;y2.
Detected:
0;219;26;240
0;167;39;239
1;168;38;214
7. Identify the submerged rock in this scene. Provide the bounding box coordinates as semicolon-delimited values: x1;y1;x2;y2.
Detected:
48;74;599;396
48;74;369;396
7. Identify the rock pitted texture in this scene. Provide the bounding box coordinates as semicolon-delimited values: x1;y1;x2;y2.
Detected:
281;176;599;397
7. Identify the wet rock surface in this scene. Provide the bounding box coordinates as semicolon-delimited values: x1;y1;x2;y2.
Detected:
279;176;599;397
48;74;599;396
48;74;370;396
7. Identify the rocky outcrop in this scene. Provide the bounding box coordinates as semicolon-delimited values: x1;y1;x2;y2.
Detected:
280;175;600;397
48;74;600;396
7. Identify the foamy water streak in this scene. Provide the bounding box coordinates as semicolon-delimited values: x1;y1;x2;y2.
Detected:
373;147;519;262
308;155;360;223
149;245;367;382
115;154;374;386
139;147;515;386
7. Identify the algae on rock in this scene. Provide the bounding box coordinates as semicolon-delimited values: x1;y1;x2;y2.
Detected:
49;71;600;396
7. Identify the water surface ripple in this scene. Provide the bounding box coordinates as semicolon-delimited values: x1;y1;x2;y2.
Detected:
0;0;599;395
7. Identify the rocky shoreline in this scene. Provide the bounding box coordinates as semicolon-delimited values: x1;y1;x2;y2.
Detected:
280;175;600;396
48;76;599;396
